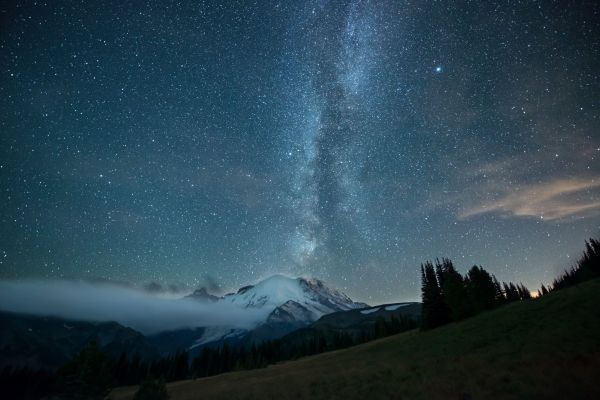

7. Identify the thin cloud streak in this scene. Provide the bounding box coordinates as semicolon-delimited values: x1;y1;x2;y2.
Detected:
460;177;600;221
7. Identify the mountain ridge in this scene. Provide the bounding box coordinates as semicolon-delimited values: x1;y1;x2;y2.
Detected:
178;274;369;351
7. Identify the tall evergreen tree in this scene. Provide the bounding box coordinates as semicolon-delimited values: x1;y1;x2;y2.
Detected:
503;282;520;302
466;266;497;313
420;261;448;329
552;237;600;291
517;283;532;300
492;276;506;305
438;258;471;322
57;341;115;399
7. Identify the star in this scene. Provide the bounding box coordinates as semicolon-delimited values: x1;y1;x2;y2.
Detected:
0;0;597;305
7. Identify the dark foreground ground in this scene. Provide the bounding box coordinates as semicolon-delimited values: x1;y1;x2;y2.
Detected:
111;278;600;400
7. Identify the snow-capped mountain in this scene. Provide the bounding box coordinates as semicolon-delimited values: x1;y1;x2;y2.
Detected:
220;274;367;322
183;274;368;349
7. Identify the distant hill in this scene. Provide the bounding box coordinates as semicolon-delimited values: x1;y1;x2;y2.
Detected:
274;302;420;350
0;312;158;370
111;278;600;400
312;302;421;330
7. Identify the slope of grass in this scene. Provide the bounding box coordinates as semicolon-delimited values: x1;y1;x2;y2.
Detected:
111;278;600;400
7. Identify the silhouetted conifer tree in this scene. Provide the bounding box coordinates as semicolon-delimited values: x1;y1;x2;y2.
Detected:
492;276;506;304
438;258;472;321
465;266;497;313
552;238;600;291
420;261;448;329
517;283;531;300
58;341;115;399
503;282;520;302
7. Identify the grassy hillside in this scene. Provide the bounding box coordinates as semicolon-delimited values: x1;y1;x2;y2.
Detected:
111;278;600;400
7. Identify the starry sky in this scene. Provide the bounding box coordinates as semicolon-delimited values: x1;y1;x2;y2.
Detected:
1;0;599;304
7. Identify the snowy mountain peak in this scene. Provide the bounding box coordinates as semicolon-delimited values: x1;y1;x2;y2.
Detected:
220;274;367;324
185;275;368;348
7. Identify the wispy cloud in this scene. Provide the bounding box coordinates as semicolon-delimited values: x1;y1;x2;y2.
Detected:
460;177;600;221
0;280;265;334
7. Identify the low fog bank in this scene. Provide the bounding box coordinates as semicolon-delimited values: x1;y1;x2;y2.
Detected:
0;280;265;334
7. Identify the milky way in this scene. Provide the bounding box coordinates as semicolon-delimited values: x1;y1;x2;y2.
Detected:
1;1;599;303
281;2;378;272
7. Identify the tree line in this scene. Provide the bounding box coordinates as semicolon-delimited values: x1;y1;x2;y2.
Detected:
549;238;600;291
420;258;532;329
420;236;600;330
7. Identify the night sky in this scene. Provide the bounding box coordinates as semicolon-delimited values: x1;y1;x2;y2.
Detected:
1;1;599;303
